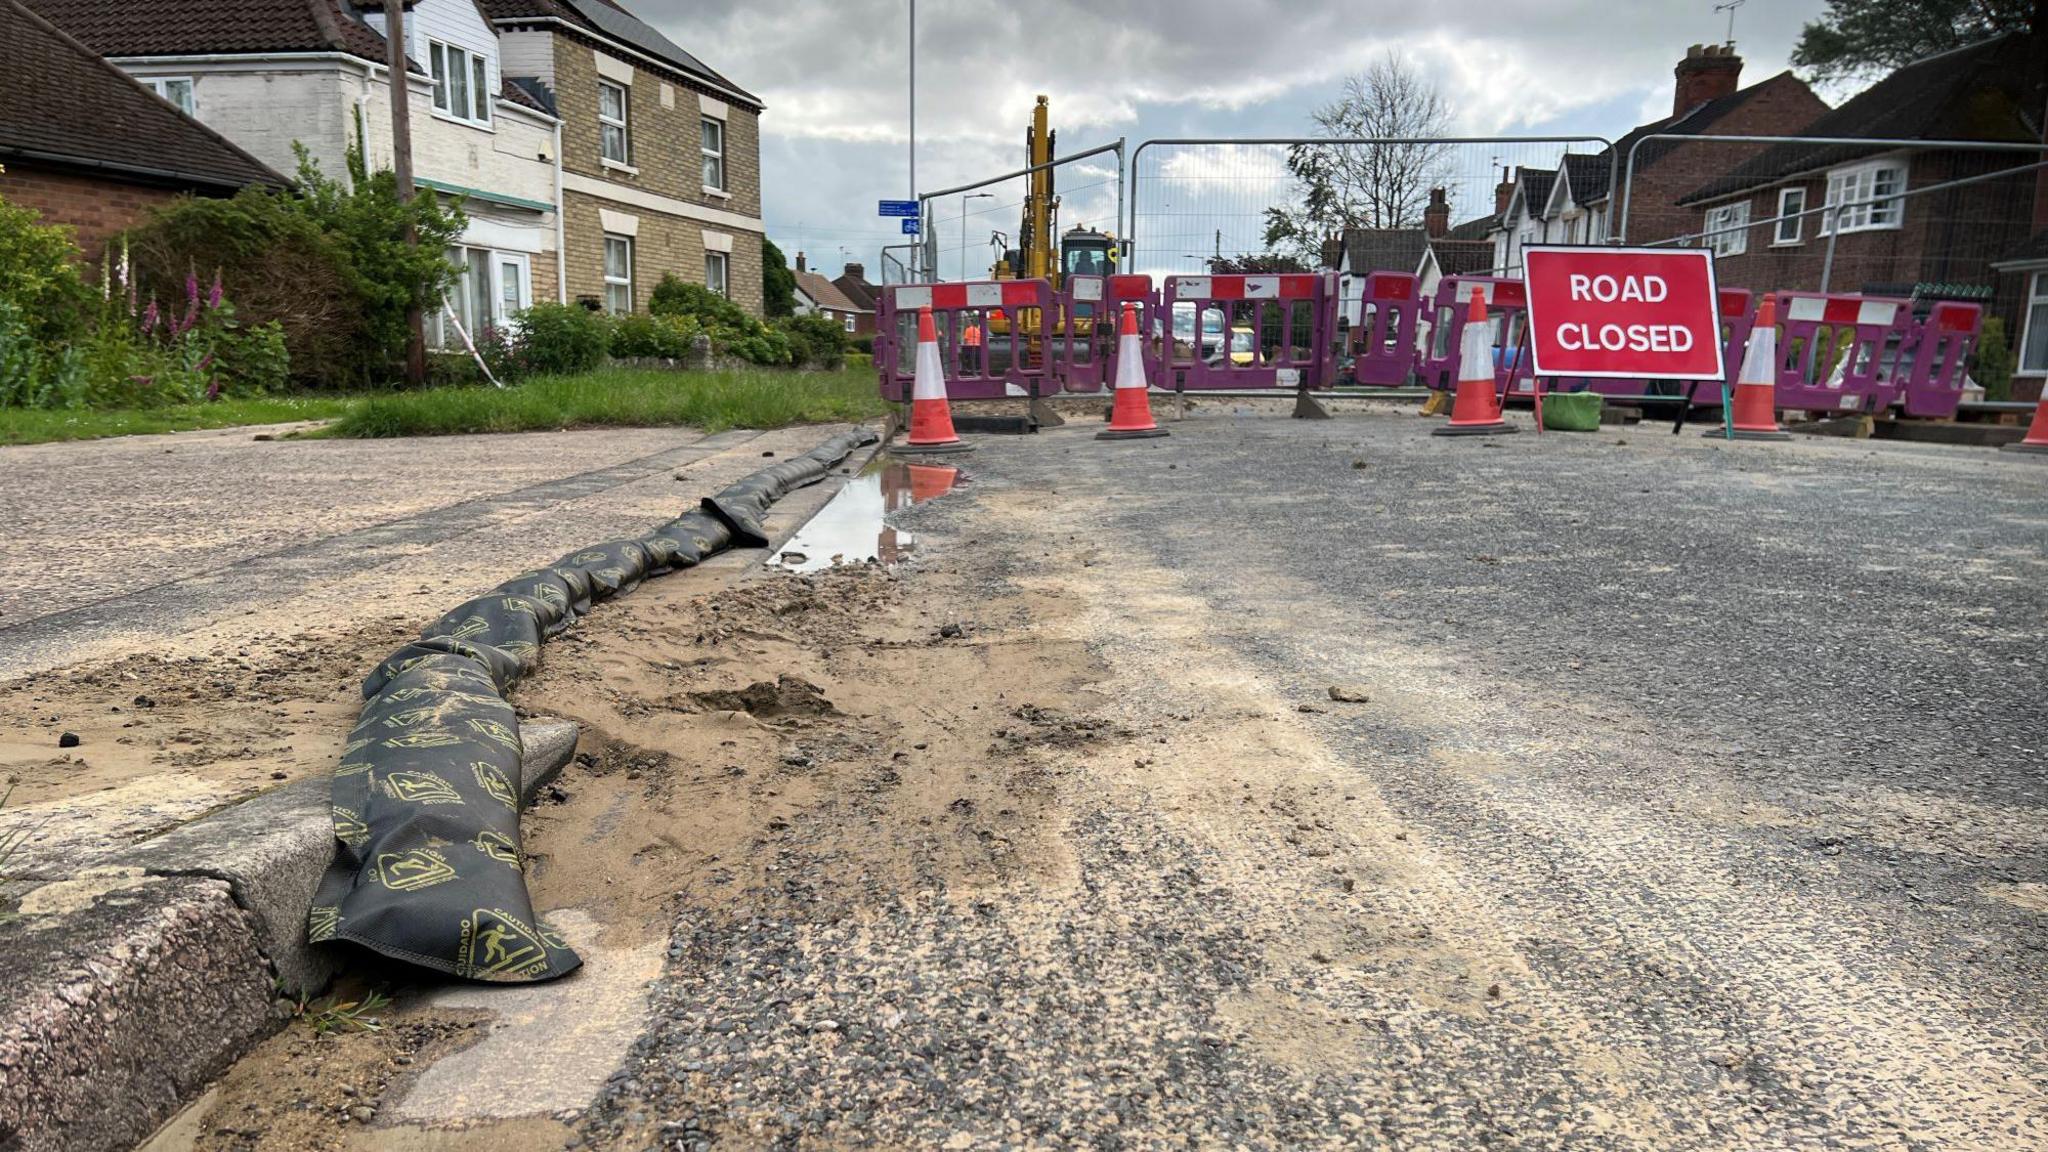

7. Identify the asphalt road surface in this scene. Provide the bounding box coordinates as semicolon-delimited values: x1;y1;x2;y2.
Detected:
579;407;2048;1151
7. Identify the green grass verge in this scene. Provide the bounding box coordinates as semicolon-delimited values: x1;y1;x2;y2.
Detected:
0;395;355;447
327;367;887;439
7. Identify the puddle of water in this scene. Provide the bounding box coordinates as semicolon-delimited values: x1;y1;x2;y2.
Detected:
769;457;961;573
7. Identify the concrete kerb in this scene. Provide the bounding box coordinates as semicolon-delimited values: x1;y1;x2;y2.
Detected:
0;720;577;1152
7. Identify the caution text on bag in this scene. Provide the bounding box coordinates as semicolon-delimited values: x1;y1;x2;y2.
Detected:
1523;247;1724;380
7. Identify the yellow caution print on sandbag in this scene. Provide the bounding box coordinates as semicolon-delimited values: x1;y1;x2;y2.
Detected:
457;907;553;980
307;905;342;941
466;717;520;748
472;829;521;866
375;848;456;892
383;730;464;749
332;805;370;847
472;761;518;809
383;771;464;805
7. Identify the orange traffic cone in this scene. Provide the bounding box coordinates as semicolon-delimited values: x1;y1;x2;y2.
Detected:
904;307;972;455
1432;287;1515;437
1709;293;1790;441
2000;388;2048;455
1099;303;1167;441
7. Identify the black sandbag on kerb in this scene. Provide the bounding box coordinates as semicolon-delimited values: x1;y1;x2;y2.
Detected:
308;429;877;982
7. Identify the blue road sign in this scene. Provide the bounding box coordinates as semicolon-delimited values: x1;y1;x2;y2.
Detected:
878;200;919;218
901;217;921;235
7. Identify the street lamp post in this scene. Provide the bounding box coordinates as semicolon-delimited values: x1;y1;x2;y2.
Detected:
961;192;995;282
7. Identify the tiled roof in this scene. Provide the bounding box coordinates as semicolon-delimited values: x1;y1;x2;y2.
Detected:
482;0;760;108
1427;238;1496;276
794;268;866;314
24;0;390;61
1446;213;1496;242
1678;35;2045;204
2;0;284;191
1560;153;1613;206
1340;228;1429;275
833;273;878;311
502;77;555;116
1509;167;1556;218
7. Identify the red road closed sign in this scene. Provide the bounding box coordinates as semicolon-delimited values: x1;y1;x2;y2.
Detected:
1523;246;1724;380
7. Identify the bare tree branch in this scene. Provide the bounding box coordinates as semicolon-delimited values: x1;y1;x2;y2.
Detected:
1263;52;1457;264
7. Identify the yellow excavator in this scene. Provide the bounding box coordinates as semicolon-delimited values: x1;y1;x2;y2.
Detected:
988;95;1118;338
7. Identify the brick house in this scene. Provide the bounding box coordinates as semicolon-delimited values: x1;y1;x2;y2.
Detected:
28;0;564;348
1490;43;1827;272
832;262;879;316
484;0;765;315
1;0;281;259
791;252;872;336
1677;33;2046;332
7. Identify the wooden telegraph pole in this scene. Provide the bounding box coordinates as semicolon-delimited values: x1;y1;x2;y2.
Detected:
384;0;427;387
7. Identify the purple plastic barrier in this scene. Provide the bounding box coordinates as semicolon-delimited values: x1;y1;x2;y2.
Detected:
1347;272;1423;388
1895;301;1982;419
1772;292;1910;415
1420;276;1528;395
1056;273;1160;394
876;279;1056;403
1544;288;1756;407
1162;273;1339;391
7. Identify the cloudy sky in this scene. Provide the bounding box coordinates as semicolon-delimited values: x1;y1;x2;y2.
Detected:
637;0;1836;280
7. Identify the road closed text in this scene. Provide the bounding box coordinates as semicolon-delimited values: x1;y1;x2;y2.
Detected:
1522;248;1725;381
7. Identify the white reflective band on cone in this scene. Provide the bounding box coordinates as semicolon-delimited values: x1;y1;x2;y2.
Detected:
1457;317;1492;383
1115;330;1146;390
1738;323;1776;386
913;338;947;401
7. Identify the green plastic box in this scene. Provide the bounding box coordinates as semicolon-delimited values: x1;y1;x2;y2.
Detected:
1539;391;1604;432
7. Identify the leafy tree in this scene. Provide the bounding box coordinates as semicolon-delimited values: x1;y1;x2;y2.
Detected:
762;236;797;317
128;143;465;388
0;180;93;347
1790;0;2038;83
1208;253;1312;274
1262;52;1455;265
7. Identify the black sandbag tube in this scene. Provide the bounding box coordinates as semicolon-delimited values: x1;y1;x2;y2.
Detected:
308;429;878;982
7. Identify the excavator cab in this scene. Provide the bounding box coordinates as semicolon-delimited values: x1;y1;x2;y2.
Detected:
1061;227;1116;323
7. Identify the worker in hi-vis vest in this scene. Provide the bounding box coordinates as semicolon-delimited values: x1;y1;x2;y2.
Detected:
959;316;983;374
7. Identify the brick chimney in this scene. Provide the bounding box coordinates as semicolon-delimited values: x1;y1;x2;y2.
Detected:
1674;43;1742;116
842;262;866;281
1320;232;1343;269
795;251;807;273
1424;187;1449;237
1494;167;1513;216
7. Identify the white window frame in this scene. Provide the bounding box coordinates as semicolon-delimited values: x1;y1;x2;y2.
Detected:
1820;160;1905;235
429;41;492;127
842;314;857;333
704;250;729;298
140;76;196;116
700;117;726;192
1704;201;1750;257
604;234;633;314
434;246;530;348
599;80;631;167
2021;271;2048;375
1774;187;1806;246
